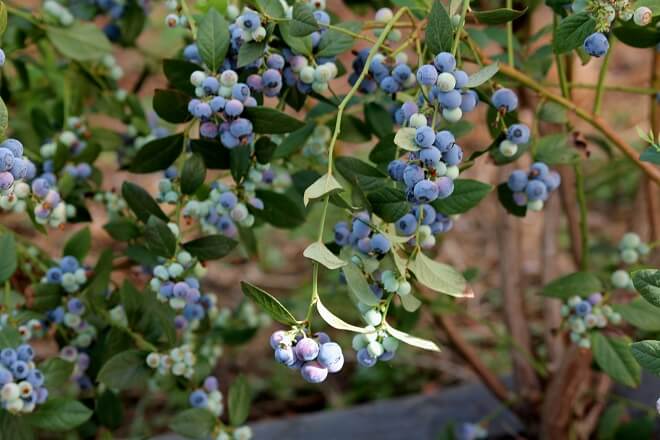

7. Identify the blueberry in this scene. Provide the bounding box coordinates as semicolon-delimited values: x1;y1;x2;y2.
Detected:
442;144;463;166
370;234;391;254
275;346;296;366
295;337;320;361
300;361;328;383
460;90;479;113
392;64;412;83
200;122;218;138
0;147;15;171
414;204;437;225
1;139;24;158
507;124;530;144
530;162;550;179
262;68;282;89
220;131;240;149
232;83;251;101
313;10;330;26
507;170;528;192
266;54;285;70
414;179;439;202
240;11;261;30
0;171;13;190
203;376;219;392
209;96;226;112
269;330;287;349
11;360;29;379
575;300;592;316
453;70;468;89
230;118;253;138
584;32;609;57
60;256;80;273
380;76;400;94
433;52;456;73
27;370;44;388
439;90;462;109
317;342;344;373
352;214;371;238
379;350;396;361
224;99;244;117
434;130;455;152
334;222;350;246
1;348;17;366
201;76;219;94
356;348;377;367
420;147;441;169
491;88;518;112
192;102;212;119
416;64;438;86
46;267;63;284
189;390;208;408
542;171;561;192
526;180;548;201
388;159;406;181
396;213;417;235
403;164;425;187
16;344;34;362
67;298;85;315
435;176;455;199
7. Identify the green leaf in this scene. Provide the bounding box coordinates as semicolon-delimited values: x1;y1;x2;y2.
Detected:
614;299;660;331
432;179;492;215
121;181;168;223
341;260;380;306
0;326;22;349
632;269;660;308
553;12;596;54
316;297;369;333
591;333;640;387
328;114;371;143
197;9;230;72
369;133;397;165
303;241;346;270
426;0;453;54
409;252;472;297
153;89;192;124
63;227;91;261
465;62;500;88
0;97;8;137
364;102;393;139
190;139;231;169
316;21;362;58
640;147;660;164
335;156;387;192
237;40;267;67
252;189;306;229
400;292;422;312
303;173;343;206
182;235;238;260
596;403;626;440
243;107;305;134
230;144;251;183
366;187;410;222
289;3;318;37
25;398;92;431
144;216;176;258
228;375;251;426
170;408;217;440
473;7;528;25
40;358;74;388
0;233;17;283
241;281;298;325
631;340;660;375
256;0;285;18
542;271;603;300
129;133;184;174
386;324;441;352
97;350;151;390
181;153;207;195
0;2;7;37
278;22;313;56
96;389;123;430
85;250;113;307
533;133;579;165
612;22;660;49
163;58;199;95
497;183;527;217
254;137;277;164
538;101;568;124
46;23;112;61
272;123;315;159
0;411;33;440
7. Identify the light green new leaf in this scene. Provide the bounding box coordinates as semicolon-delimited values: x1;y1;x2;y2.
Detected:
386;324;441;352
465;63;499;88
303;173;343;206
393;127;419;151
317;297;369;333
241;281;298;325
303;242;346;270
409;252;472;297
341;260;380;306
46;23;112;61
591;333;640;387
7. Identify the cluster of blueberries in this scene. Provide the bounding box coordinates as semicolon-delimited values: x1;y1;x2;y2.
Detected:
350;49;415;95
43;256;88;293
151;251;215;329
0;138;36;193
388;127;462;204
30;172;70;227
188;376;223;416
47;297;97;349
561;293;621;349
334;212;391;256
146;344;197;379
183;181;264;239
352;327;399;368
506;162;561;212
0;344;48;414
156;166;181;204
270;330;344;383
396;204;454;247
611;232;650;290
59;345;92;391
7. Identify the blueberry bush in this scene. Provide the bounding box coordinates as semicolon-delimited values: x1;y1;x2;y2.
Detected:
0;0;659;438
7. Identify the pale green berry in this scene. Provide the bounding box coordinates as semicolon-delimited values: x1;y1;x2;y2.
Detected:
409;113;427;128
620;232;641;249
146;353;160;368
382;336;399;352
300;66;315;84
610;270;630;289
364;309;382;326
527;200;544;212
620;249;638;264
168;263;184;278
634;6;652;26
367;340;384;357
397;281;411;296
177;251;193;266
352;334;367;350
442;107;463;123
499;140;518;157
436;72;456;92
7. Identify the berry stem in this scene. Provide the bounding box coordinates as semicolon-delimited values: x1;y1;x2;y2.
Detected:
506;0;514;67
574;163;589;271
451;0;469;56
180;0;197;40
593;36;614;116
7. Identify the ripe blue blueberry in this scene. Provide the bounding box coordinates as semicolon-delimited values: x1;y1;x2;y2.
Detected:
189;390;208;408
420;147;441;169
275;346;296;366
60;256;79;273
403;164;425;187
491;88;518;112
507;123;530;144
435;176;455;199
356;347;377;367
453;70;468;89
460;90;479;113
201;76;219;94
220;131;240;149
507;170;528;192
434;52;456;73
530;162;550;179
240;11;261;30
209;96;226;112
295;337;320;361
0;171;12;190
301;361;328;383
387;159;406;181
11;360;29;379
67;298;85;315
392;63;412;83
396;213;418;235
442;144;463;166
224;99;244;117
357;237;372;254
584;32;609;57
575;300;592;316
269;330;287;349
415;126;435;148
230;118;253;138
414;179;439;202
46;267;63;284
439;90;462;109
1;139;23;158
267;54;285;70
434;130;455;152
0;147;15;171
334;222;350;246
416;64;438;86
232;83;251;101
542;171;561;192
317;342;344;373
414;204;437;225
370;234;391;254
16;344;34;362
526;180;548;201
380;76;400;93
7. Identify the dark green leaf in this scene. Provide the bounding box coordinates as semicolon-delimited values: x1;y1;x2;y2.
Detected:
591;333;640;387
129;133;184;174
612;22;660;49
40;358;74;388
144;216;176;258
426;0;453;54
96;389;123;430
0;411;33;440
97;350;150;390
104;218;141;241
197;9;230;71
252;189;306;228
255;137;277;164
0;327;22;349
25;398;92;431
369;133;397;165
190;139;231;169
243;107;305;134
631;340;660;375
0;233;17;283
432;179;493;215
122;181;168;222
366;187;410;222
228;375;251;426
272;123;315;159
153;89;192;124
170;408;217;440
473;7;528;25
289;3;318;37
632;269;660;308
46;23;112;61
542;271;603;299
238;40;267;67
182;235;238;260
364;102;393;139
163;59;198;95
63;227;91;261
553;12;596;54
316;21;362;58
241;281;298;325
496;183;527;217
181;153;207;195
230;144;251;183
